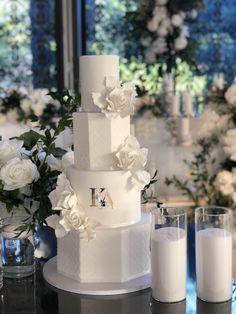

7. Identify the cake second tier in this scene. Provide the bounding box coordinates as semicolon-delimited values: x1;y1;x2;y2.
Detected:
67;166;141;227
73;112;130;170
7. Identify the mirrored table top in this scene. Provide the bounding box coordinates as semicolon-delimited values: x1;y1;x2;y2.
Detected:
0;261;236;314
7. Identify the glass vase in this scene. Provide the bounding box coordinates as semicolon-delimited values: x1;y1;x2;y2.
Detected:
0;216;35;279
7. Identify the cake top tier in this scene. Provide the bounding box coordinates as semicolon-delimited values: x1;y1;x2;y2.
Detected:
80;55;119;112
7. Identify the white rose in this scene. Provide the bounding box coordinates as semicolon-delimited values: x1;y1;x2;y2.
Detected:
131;170;151;190
46;154;63;172
62;151;74;171
223;129;236;161
157;26;168;37
174;36;188;50
59;209;86;232
147;18;159;32
0;157;40;191
152;38;168;54
21;98;31;114
214;171;234;196
0;139;23;167
92;77;137;119
31;102;46;117
49;173;77;211
225;84;236;106
116;136;148;171
171;14;183;27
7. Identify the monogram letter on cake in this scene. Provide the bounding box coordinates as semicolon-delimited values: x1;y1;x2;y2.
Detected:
90;188;114;208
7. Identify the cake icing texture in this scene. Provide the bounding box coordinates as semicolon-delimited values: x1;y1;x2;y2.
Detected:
46;55;151;284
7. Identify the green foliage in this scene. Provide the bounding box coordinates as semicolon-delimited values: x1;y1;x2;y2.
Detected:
141;170;158;204
165;135;220;206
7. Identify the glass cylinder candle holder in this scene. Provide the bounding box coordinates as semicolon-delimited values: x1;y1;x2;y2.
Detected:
151;207;187;303
195;206;233;303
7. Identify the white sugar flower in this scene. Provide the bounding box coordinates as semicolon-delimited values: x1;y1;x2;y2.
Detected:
171;14;183;27
152;38;168;54
116;136;148;171
223;129;236;161
0;139;23;167
174;36;188;51
49;173;77;211
92;76;137;119
46;214;68;238
214;171;234;196
0;157;40;191
225;84;236;106
131;170;151;190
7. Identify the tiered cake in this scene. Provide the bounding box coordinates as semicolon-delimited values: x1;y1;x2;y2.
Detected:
56;55;151;284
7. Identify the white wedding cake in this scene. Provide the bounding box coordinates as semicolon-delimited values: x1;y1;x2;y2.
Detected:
48;55;151;285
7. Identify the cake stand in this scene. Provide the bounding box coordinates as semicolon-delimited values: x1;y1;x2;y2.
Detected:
43;257;151;296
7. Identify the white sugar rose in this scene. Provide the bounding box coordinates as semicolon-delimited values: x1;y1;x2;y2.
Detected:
0;139;23;167
49;173;77;211
225;84;236;106
59;209;86;232
174;36;188;51
0;157;40;191
92;77;137;119
156;0;168;5
131;170;151;190
46;214;67;238
116;136;148;171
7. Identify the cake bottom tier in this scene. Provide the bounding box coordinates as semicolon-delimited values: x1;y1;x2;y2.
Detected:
57;214;151;283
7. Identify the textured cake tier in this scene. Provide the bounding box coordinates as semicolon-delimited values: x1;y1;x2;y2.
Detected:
80;55;119;112
67;166;141;227
73;112;130;170
57;214;150;283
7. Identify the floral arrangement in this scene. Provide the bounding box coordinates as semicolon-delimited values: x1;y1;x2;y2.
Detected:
92;76;137;118
125;0;203;72
0;88;80;128
166;77;236;211
0;91;80;234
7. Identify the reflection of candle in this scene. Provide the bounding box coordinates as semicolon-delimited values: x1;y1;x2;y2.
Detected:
197;298;231;314
180;117;189;141
151;227;186;302
196;228;232;302
171;95;179;117
183;92;192;116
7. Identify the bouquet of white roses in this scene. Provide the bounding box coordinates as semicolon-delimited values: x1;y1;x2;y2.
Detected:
0;91;79;234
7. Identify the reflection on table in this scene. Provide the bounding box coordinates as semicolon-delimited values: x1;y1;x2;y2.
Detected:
0;262;235;314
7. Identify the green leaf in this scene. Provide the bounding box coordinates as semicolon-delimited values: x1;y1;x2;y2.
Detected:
13;130;41;150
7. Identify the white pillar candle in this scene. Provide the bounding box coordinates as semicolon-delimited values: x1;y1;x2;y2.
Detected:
171;95;179;117
183;92;192;116
196;228;232;302
151;227;186;302
179;117;190;142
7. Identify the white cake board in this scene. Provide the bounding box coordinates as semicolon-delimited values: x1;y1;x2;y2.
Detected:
43;257;151;296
